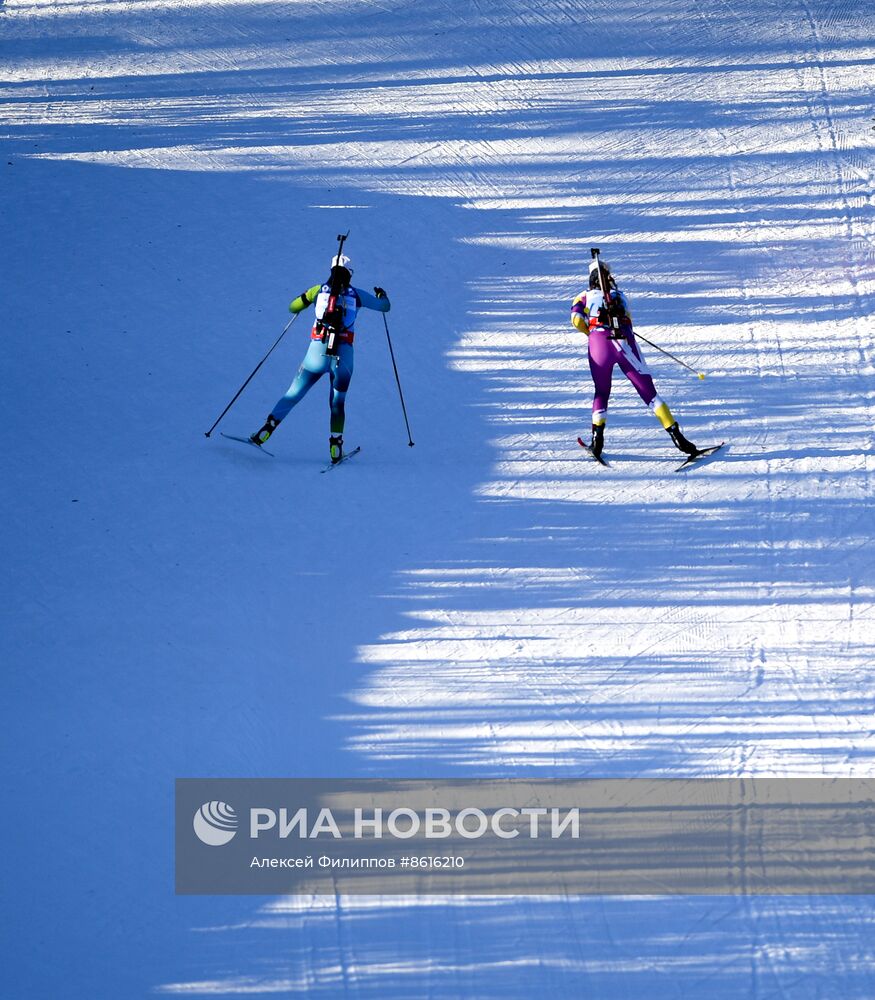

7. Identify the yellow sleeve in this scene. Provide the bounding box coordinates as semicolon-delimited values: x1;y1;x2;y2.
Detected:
290;283;322;314
570;292;589;333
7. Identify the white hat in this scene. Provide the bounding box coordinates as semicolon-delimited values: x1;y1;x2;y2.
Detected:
332;254;353;273
589;257;610;274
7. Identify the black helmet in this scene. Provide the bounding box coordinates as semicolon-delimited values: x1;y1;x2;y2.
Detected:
329;265;352;288
588;259;612;290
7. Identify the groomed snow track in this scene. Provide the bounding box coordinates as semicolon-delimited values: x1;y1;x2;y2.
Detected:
2;0;874;996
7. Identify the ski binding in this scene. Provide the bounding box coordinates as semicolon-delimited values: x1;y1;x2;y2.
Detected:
675;442;724;472
577;436;610;467
220;432;275;457
321;445;361;473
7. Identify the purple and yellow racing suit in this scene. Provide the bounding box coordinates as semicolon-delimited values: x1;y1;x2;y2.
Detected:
570;287;675;431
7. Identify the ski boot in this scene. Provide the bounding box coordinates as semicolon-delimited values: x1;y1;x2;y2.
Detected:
667;422;698;456
250;415;278;447
590;423;605;459
329;434;343;464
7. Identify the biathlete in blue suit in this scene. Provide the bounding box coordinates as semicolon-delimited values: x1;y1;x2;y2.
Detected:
250;254;390;463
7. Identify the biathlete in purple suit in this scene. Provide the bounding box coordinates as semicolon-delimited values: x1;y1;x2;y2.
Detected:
570;257;699;460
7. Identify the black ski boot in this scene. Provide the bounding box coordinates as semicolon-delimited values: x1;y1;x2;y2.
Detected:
590;423;605;459
250;414;278;447
667;422;698;456
329;434;344;464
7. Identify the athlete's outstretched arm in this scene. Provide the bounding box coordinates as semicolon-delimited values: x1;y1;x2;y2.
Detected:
356;288;391;313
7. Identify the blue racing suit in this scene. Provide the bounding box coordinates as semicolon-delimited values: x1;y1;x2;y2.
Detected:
270;283;390;434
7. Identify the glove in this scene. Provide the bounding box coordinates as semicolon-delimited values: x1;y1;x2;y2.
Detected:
374;286;387;299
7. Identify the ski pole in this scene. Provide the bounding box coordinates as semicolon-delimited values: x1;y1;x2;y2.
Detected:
382;313;414;447
589;248;705;380
631;331;706;380
204;313;299;437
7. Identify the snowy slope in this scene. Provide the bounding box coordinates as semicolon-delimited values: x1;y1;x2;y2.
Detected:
2;0;875;996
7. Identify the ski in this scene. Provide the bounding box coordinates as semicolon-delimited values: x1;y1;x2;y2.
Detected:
577;436;610;467
220;432;275;457
321;445;361;473
674;442;724;472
